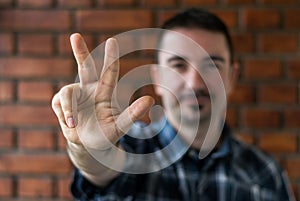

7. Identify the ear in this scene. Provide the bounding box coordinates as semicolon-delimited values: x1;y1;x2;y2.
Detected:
150;64;163;96
227;61;239;95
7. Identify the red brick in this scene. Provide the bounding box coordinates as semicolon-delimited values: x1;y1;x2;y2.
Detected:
0;34;14;54
236;132;255;145
76;10;152;31
0;105;57;126
258;83;297;104
140;0;176;7
212;10;238;28
58;0;92;7
261;0;296;4
58;34;95;56
57;81;74;92
182;0;217;5
58;130;67;150
0;178;13;196
285;9;300;29
284;109;300;128
18;177;53;197
243;108;281;128
18;34;54;55
296;185;300;201
139;84;161;104
223;0;254;4
0;153;72;174
232;33;254;53
0;58;75;78
158;9;237;29
119;58;154;77
226;107;237;128
291;184;298;201
243;59;282;79
0;81;14;102
258;132;297;153
259;34;298;53
17;0;53;8
0;10;71;31
18;130;54;150
0;0;12;6
295;185;300;201
98;33;147;57
0;129;14;149
157;10;179;27
98;0;135;6
58;177;72;198
58;34;73;56
287;60;300;79
0;3;299;201
285;158;300;179
229;84;255;104
18;81;54;102
242;9;280;29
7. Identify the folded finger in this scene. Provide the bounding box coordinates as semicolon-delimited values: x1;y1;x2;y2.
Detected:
59;85;79;128
116;96;154;135
52;93;65;124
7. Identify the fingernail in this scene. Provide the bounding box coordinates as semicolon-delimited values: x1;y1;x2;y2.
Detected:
67;117;75;128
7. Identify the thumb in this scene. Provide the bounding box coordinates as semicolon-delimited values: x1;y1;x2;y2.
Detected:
116;96;155;135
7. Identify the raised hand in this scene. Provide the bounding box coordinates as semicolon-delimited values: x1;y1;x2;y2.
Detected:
52;33;154;150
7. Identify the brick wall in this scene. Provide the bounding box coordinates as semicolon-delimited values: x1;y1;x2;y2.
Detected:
0;0;299;200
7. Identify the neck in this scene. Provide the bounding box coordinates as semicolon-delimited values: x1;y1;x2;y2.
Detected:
169;116;224;151
190;119;211;149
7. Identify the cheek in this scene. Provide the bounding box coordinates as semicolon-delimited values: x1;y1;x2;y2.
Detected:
158;70;185;94
218;73;231;95
204;74;230;106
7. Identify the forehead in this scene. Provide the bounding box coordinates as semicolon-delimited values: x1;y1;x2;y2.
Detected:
158;28;229;63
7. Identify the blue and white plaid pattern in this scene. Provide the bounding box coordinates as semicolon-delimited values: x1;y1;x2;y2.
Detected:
71;120;295;201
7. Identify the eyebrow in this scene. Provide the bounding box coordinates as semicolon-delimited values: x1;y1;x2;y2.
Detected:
203;55;225;63
167;56;187;63
167;55;226;64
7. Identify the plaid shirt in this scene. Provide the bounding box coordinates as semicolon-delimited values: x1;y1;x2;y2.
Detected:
71;119;295;201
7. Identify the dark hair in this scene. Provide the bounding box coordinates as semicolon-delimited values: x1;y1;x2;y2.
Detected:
160;8;234;64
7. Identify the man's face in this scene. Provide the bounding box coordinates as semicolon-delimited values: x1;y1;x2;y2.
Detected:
152;28;237;130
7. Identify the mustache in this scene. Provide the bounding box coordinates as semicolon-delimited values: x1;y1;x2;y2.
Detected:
178;89;211;101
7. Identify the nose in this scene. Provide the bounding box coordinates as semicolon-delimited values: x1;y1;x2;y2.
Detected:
186;66;205;90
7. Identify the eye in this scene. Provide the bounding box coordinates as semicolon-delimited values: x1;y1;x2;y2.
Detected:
170;61;188;71
202;62;219;71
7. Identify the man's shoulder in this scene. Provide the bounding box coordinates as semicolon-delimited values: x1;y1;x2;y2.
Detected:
227;136;284;184
229;136;276;165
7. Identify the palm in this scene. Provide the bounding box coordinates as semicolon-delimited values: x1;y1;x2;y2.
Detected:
53;34;154;150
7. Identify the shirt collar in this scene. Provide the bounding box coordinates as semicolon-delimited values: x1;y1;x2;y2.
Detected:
156;118;232;160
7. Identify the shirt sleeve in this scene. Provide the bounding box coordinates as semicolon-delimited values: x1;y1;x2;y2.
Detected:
71;168;139;201
277;170;296;201
70;135;143;201
71;168;102;200
69;123;161;200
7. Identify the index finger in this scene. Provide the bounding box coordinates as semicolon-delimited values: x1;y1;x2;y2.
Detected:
70;33;97;86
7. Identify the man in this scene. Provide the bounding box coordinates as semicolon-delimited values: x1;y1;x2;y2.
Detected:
52;8;295;201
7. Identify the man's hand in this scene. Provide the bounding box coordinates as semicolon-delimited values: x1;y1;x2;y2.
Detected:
52;33;154;150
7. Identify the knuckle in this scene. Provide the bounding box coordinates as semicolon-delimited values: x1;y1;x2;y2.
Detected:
51;93;59;109
59;85;72;98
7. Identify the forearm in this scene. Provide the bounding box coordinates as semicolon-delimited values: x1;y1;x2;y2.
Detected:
67;141;125;187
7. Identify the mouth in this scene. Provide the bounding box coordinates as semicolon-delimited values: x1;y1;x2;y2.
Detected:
190;104;204;111
177;89;211;112
180;93;210;104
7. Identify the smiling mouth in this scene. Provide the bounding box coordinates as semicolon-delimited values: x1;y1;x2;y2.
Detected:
190;104;203;111
179;89;211;102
